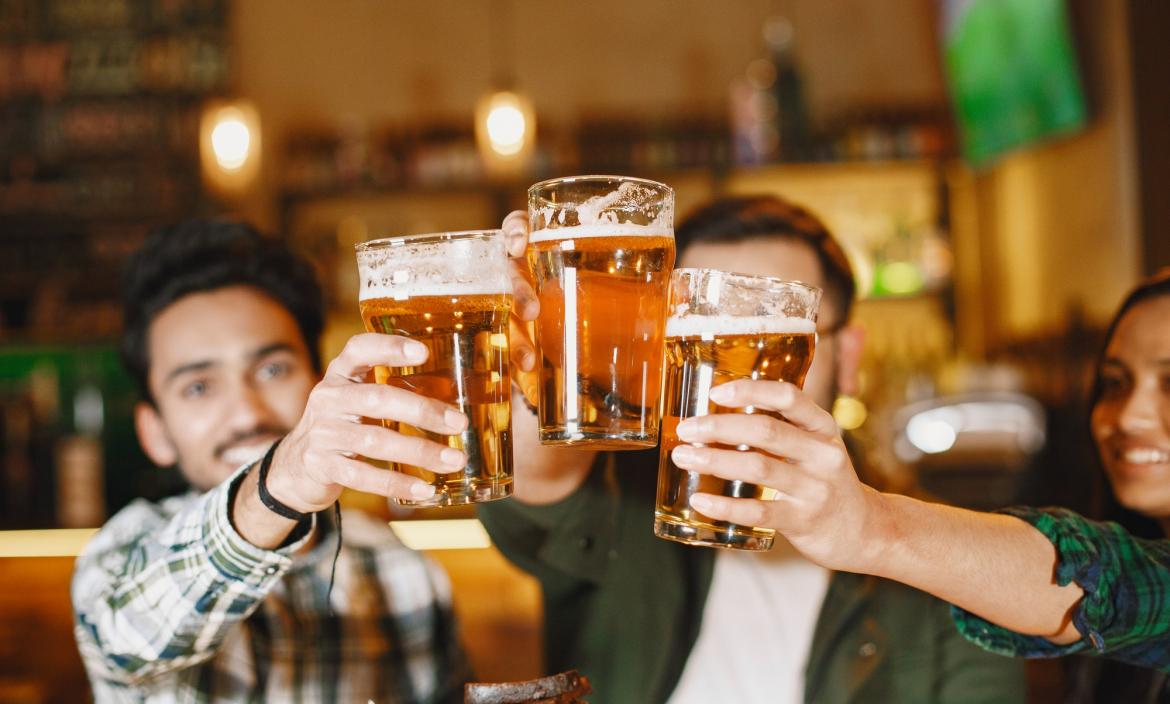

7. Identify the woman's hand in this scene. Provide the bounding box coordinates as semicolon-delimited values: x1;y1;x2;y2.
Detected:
670;379;887;572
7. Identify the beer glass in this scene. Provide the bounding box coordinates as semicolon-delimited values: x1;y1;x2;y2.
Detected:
355;231;514;507
527;175;675;449
655;268;821;550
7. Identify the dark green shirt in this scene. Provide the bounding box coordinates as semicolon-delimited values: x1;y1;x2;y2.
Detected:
479;451;1026;703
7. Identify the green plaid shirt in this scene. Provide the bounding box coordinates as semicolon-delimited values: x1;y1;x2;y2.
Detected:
72;463;469;703
953;507;1170;672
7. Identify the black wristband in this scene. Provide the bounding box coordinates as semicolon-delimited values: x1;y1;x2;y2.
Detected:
257;438;309;522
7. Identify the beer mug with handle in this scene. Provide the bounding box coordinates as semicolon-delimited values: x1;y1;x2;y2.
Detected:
526;175;675;449
355;231;514;507
655;268;821;550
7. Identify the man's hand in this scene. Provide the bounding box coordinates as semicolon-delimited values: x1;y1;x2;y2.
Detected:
264;333;470;513
669;379;888;573
498;210;598;505
503;210;540;385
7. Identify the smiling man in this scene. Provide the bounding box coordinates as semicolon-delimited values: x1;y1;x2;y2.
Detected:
71;220;471;702
135;285;312;490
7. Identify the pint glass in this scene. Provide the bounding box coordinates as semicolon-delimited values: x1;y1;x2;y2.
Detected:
355;231;514;507
527;175;675;449
655;268;821;550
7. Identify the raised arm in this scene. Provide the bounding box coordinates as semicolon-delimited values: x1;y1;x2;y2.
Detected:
668;379;1088;642
72;473;313;685
73;333;469;684
500;209;597;505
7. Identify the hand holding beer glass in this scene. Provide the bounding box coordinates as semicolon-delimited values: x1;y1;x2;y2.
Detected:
356;231;514;507
655;268;821;550
526;176;675;449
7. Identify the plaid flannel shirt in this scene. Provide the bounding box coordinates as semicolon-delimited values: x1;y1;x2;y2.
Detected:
72;463;470;703
952;507;1170;672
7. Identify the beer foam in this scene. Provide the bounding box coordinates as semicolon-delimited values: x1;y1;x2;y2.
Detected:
530;178;674;241
665;315;816;338
356;236;512;301
359;281;511;301
529;224;673;244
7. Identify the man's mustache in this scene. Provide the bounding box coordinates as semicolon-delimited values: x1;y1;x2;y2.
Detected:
213;426;288;462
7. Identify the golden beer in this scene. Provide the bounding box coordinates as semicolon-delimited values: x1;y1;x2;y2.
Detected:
527;176;675;449
355;231;514;507
362;294;512;505
654;269;821;550
655;326;815;549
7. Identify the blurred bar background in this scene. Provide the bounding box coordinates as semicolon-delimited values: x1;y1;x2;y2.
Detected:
1;0;1167;701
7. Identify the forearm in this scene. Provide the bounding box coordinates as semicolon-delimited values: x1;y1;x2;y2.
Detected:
669;379;1170;660
866;493;1083;642
74;466;309;682
233;463;301;548
76;558;247;683
509;401;596;505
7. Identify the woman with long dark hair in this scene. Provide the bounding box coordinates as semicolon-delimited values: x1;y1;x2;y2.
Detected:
1065;270;1170;702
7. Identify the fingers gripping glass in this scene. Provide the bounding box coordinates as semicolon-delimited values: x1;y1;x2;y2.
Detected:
355;231;514;507
654;268;822;550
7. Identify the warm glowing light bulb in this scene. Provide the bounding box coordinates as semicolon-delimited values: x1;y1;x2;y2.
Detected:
832;396;868;430
199;100;260;193
485;97;527;156
211;114;251;170
474;89;535;172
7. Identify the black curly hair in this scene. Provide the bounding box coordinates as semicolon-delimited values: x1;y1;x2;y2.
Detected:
675;195;856;330
120;219;324;403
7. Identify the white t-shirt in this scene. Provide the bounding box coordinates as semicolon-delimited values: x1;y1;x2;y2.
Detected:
666;538;831;704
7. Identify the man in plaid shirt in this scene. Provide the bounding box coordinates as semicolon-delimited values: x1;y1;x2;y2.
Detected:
72;221;472;702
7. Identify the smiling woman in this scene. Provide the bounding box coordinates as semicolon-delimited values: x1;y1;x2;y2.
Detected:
1093;304;1170;500
1089;270;1170;533
1027;269;1170;703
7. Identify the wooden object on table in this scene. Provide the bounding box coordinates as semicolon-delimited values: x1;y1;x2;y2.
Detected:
465;669;591;704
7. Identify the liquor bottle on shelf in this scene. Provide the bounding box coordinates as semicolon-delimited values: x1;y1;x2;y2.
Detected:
0;362;60;529
765;16;812;162
729;16;813;165
1;393;36;529
55;376;106;529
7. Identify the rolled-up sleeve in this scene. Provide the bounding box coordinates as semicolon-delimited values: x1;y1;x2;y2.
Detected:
73;463;314;684
951;507;1170;671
